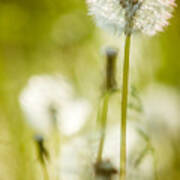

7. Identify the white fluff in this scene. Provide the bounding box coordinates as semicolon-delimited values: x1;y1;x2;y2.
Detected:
87;0;176;35
19;75;91;136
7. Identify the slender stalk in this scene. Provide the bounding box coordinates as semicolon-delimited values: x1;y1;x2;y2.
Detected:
120;35;131;180
96;92;110;163
152;148;158;180
96;47;118;163
34;135;50;180
42;162;49;180
134;145;149;168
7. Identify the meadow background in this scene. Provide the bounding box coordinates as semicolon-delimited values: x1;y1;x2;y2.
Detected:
0;0;179;179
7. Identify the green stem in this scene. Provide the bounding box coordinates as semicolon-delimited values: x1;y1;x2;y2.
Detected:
120;35;131;180
42;162;49;180
96;92;110;163
134;145;150;168
152;148;158;180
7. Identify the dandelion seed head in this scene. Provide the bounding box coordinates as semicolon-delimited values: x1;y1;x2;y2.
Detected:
103;123;145;168
19;75;91;136
87;0;176;35
59;136;96;180
134;0;176;35
59;123;149;179
143;83;180;133
141;84;180;177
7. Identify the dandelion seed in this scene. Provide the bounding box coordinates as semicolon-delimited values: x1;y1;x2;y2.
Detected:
86;0;176;35
19;75;91;136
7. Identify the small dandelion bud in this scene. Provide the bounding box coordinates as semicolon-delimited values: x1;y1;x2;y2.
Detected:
34;135;49;164
86;0;176;35
105;47;118;91
94;160;118;180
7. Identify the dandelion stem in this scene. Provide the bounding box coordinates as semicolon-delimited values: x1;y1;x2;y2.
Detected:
96;92;110;163
120;35;131;180
96;47;118;163
42;162;49;180
152;148;158;180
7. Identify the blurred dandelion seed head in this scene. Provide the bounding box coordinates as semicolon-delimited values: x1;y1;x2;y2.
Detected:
19;75;91;136
59;123;150;179
59;136;96;180
103;123;145;169
86;0;176;35
143;83;180;133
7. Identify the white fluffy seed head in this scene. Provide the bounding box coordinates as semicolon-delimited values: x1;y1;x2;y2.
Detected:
59;123;150;180
87;0;176;35
19;75;91;136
